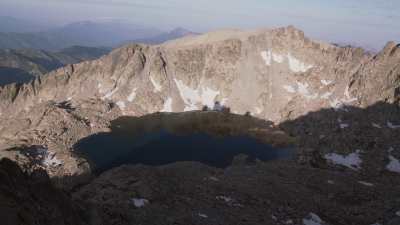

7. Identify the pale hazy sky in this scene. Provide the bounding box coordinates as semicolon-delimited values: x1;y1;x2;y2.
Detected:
1;0;399;50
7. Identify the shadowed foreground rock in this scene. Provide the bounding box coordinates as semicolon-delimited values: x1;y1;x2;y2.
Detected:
73;159;400;225
0;158;87;225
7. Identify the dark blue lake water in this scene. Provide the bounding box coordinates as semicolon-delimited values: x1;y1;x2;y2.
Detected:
74;130;294;173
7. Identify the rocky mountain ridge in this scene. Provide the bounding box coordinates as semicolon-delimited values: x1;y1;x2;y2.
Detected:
1;26;398;120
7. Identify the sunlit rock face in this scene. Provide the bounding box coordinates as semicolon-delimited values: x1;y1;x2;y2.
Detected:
1;26;398;123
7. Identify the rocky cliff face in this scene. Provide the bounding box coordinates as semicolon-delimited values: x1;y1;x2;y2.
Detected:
0;26;398;176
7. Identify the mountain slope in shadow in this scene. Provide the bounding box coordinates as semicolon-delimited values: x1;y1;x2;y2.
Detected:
0;46;110;86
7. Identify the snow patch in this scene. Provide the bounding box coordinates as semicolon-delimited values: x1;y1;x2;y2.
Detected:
127;88;137;102
130;198;149;208
387;121;400;129
297;82;318;99
216;196;233;203
220;98;228;105
208;176;219;181
161;98;173;112
324;150;362;170
198;213;208;218
321;80;333;86
303;213;323;225
261;51;272;66
329;86;358;111
102;87;119;100
387;155;400;173
174;79;220;111
358;181;374;187
213;102;224;111
372;123;382;129
116;101;126;110
272;52;285;63
260;50;284;65
329;98;344;110
261;51;313;73
344;86;357;102
43;152;62;167
150;76;162;92
287;53;313;73
283;85;296;93
320;92;333;99
338;118;349;129
254;107;263;114
283;82;318;99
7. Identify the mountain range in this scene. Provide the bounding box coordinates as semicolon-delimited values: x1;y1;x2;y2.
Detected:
0;19;197;50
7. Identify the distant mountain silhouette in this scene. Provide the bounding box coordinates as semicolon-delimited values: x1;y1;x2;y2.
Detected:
0;20;162;50
125;27;199;45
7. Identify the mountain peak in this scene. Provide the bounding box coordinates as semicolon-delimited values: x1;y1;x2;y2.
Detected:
169;27;195;36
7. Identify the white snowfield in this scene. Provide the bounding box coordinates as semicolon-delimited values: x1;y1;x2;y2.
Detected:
372;123;382;129
324;150;362;170
283;85;296;93
328;86;358;111
261;50;313;73
320;92;333;99
198;213;208;218
287;53;314;73
320;79;333;86
338;118;349;129
161;97;173;112
303;213;323;225
387;121;400;129
116;101;126;110
102;87;119;100
282;82;318;99
127;88;137;102
174;79;220;111
386;155;400;173
296;82;318;99
43;152;62;167
150;76;162;92
358;181;374;187
130;198;149;208
216;195;233;203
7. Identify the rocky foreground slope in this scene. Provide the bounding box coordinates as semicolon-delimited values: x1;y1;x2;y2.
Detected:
0;26;399;224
